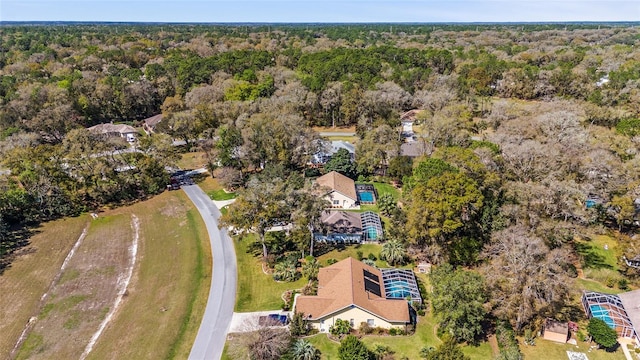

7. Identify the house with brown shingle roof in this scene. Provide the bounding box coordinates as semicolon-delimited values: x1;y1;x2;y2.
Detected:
294;258;411;332
142;114;163;134
315;171;358;209
88;123;138;142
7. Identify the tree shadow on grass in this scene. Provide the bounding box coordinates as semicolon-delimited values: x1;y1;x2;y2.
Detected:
574;242;613;269
0;227;37;276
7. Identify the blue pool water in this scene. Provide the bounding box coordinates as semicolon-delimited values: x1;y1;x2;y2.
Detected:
365;227;378;240
590;305;616;328
358;191;375;202
385;280;411;299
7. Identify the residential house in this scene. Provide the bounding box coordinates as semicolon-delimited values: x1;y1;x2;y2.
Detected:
311;140;356;165
316;171;358;209
88;123;138;142
314;210;383;243
142;114;163;134
294;258;414;332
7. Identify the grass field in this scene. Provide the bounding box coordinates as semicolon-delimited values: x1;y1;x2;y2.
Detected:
0;216;89;359
234;235;307;312
575;234;620;271
177;151;206;170
519;337;626;360
2;191;211;360
208;188;237;201
315;243;385;267
86;191;211;360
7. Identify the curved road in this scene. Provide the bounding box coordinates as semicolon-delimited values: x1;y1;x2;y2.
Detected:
183;185;237;360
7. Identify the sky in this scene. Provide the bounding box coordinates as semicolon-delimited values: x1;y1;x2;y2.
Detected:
1;0;639;23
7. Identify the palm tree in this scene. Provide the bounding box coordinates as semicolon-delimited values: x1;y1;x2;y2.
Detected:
380;239;406;266
302;258;321;280
273;260;299;282
377;193;397;217
291;339;321;360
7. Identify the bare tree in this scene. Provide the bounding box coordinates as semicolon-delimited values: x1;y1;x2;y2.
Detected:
481;225;573;332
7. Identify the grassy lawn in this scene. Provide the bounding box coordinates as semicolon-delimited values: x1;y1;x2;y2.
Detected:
90;191;211;359
307;312;493;360
4;191;211;359
234;235;307;312
315;243;386;267
577;278;624;294
312;126;356;133
575;234;620;271
0;216;89;359
208;188;237;201
520;338;626;360
86;191;211;359
373;182;401;201
176;151;206;170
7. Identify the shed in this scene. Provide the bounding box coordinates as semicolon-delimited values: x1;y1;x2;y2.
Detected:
543;318;569;343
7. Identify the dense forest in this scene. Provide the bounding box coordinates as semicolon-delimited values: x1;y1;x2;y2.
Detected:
1;23;640;358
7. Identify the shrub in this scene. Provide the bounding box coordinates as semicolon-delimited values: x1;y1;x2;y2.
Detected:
327;258;338;265
330;319;351;336
359;322;373;335
588;317;618;349
618;278;629;290
357;250;364;261
367;253;377;261
389;328;398;336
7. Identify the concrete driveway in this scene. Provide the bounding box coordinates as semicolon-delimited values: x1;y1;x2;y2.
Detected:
183;185;237;360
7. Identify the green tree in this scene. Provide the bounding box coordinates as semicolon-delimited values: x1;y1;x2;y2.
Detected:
324;148;356;179
423;336;470;360
338;335;372;360
430;264;487;343
377;193;397;217
388;155;413;183
330;318;352;336
289;312;310;337
291;339;320;360
302;258;321;280
405;171;483;263
290;184;330;257
380;240;407;266
587;318;618;349
220;178;289;259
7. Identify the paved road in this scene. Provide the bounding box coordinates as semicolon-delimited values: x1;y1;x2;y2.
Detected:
183;185;237;360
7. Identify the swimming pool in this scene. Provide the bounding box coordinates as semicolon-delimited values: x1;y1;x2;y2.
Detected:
358;191;375;203
385;280;412;299
590;304;616;328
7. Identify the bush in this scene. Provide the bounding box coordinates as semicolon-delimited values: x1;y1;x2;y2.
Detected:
588;317;618;349
576;330;587;342
357;250;364;261
606;277;616;288
389;328;398;336
417;309;426;316
330;319;352;336
359;322;373;335
367;253;377;261
618;278;629;290
327;258;338;265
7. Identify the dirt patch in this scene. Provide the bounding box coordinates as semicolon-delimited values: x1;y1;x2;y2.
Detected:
14;214;136;360
159;197;188;218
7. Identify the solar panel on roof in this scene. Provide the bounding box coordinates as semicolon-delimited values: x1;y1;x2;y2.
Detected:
364;277;382;297
363;269;379;283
